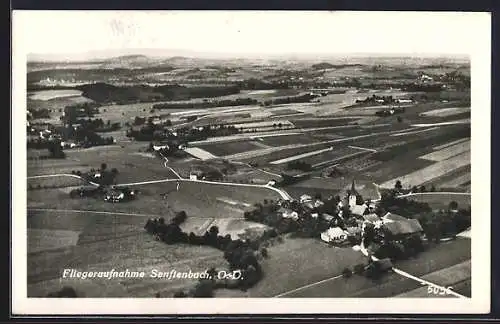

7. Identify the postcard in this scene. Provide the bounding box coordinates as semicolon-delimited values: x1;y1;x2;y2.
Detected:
11;10;491;315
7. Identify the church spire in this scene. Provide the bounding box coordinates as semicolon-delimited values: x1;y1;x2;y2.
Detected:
351;179;356;193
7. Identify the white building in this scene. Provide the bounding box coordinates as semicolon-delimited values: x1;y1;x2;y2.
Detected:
321;227;348;244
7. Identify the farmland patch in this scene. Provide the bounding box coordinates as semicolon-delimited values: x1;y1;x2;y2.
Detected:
419;140;470;162
292;117;360;129
28;175;90;189
420;107;470;118
403;193;471;210
270;147;336;165
197;141;262;157
245;238;367;297
183;147;218;160
258;134;319;146
28;228;81;253
380;150;471;188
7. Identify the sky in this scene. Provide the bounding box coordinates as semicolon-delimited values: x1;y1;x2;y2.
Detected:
13;11;489;61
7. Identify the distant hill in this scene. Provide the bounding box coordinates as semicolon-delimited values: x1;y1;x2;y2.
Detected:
311;62;336;70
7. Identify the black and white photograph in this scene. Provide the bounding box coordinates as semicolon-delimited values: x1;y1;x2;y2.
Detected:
11;10;491;314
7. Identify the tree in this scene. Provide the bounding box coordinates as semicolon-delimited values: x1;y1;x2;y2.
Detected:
354;264;366;275
342;267;353;278
101;163;107;171
394;180;403;191
209;225;219;236
397;116;403;123
448;201;459;211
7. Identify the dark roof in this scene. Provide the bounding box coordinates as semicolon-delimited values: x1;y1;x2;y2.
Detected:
382;216;423;236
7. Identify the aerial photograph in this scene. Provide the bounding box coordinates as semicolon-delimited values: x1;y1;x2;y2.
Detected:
23;11;472;299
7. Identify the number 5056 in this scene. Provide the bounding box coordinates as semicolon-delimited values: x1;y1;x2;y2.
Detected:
427;286;453;295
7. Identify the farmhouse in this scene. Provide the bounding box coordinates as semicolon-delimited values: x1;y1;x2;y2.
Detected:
278;207;299;220
300;194;313;204
380;212;424;238
351;204;368;217
321;227;348;244
363;213;381;224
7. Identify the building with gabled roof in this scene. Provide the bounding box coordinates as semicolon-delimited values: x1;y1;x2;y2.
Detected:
381;212;423;237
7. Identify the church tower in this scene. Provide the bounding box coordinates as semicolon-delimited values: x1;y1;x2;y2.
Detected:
348;179;358;208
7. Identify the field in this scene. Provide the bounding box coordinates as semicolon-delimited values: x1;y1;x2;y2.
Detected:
402;193;471;210
379;150;471;188
419;140;470;162
28;174;90;189
395;260;471;297
420;107;471;118
269;108;305;116
28;208;225;297
28;179;283;219
420;164;471;191
196;140;264;157
292;117;360;129
273;238;470;298
216;237;368;297
256;133;321;146
298;147;367;168
29;89;84;101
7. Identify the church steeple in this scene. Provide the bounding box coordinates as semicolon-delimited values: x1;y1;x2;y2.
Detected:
348;179;358;208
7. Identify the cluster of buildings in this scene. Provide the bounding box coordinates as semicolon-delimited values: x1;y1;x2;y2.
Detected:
275;180;424;246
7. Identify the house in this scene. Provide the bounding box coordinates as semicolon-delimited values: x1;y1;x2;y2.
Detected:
322;213;336;222
345;226;362;238
321;227;348;244
380;212;424;238
300;194;313;204
363;213;381;224
313;199;325;208
351;204;368;217
278;207;299;220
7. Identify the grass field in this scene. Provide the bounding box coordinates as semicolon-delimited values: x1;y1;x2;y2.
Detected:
419;140;470;162
276;238;470;298
27;207;226;297
257;134;320;146
402;193;471;210
420;164;471;190
379;150;471;189
28;228;81;253
420;107;471;118
215;237;368;297
292;117;360;129
197;140;263;156
433;138;470;151
27;175;90;188
300;147;366;168
269;108;304;116
28;178;283;219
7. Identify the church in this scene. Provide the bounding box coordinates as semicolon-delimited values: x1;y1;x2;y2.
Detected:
346;180;364;208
